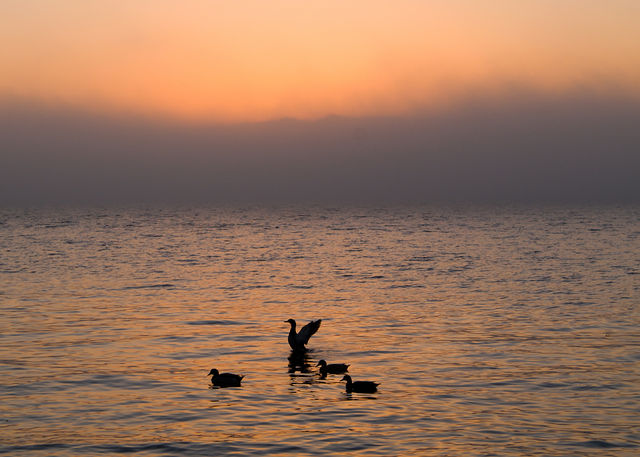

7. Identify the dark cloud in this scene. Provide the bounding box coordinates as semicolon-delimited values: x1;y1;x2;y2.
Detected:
2;89;639;205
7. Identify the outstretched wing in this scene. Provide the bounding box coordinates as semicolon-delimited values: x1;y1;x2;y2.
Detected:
296;319;321;345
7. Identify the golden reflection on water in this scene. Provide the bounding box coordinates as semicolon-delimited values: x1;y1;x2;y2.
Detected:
0;207;639;455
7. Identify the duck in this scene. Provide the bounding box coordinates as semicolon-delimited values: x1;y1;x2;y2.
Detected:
285;318;321;351
341;375;378;393
207;368;244;387
316;359;349;376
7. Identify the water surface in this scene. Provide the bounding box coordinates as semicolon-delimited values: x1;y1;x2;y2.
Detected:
1;206;639;455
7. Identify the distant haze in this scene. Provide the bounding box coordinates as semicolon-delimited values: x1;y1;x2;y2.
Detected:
2;89;639;205
2;1;639;205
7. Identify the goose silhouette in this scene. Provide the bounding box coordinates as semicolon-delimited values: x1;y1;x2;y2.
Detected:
285;318;321;351
207;368;244;387
341;375;378;393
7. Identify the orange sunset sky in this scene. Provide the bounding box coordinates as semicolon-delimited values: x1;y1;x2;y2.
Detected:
2;0;639;122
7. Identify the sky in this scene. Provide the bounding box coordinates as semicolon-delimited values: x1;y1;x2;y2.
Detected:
1;1;639;204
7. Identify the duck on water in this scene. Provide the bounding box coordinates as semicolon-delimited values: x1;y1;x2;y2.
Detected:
341;375;379;393
207;368;244;387
285;318;321;352
316;359;349;376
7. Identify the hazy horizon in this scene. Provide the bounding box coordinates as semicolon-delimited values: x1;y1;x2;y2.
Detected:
2;87;639;206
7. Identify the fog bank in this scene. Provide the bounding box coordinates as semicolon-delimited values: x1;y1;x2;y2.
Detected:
2;90;639;205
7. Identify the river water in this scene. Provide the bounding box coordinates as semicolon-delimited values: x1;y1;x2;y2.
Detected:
1;206;639;456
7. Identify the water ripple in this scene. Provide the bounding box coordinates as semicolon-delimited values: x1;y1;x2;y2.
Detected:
1;206;638;457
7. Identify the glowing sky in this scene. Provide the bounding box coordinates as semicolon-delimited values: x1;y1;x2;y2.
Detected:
2;0;639;122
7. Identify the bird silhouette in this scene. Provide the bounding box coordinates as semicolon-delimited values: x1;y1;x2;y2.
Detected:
316;359;349;376
341;374;378;393
207;368;244;387
285;318;321;351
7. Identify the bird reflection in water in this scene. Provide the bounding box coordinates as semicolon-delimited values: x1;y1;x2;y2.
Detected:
287;349;311;373
287;350;317;385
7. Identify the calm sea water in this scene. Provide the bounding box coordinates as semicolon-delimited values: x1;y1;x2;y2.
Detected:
1;206;639;456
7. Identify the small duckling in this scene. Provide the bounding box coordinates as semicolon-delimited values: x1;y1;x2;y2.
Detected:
341;374;378;393
207;368;244;387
